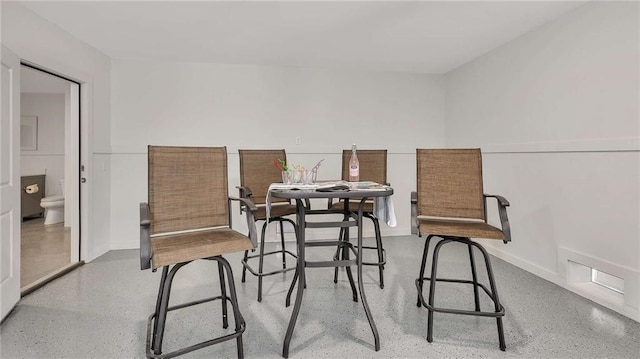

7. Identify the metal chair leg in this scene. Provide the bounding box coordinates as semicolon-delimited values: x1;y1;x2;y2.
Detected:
333;228;344;283
151;266;168;351
468;244;481;312
146;258;246;359
215;256;245;359
416;237;507;351
153;262;187;355
426;238;451;343
471;241;507;351
218;261;229;329
242;217;297;303
257;221;268;302
416;235;434;307
241;250;249;283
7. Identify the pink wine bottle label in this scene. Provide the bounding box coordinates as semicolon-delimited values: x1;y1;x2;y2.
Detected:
350;167;359;178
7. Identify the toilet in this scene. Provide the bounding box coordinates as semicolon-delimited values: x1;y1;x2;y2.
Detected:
41;179;65;225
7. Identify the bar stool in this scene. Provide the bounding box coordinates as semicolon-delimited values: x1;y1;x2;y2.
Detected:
140;146;258;358
237;149;298;302
330;149;388;288
411;148;511;350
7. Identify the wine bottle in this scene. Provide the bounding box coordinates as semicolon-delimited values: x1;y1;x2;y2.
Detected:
349;144;359;182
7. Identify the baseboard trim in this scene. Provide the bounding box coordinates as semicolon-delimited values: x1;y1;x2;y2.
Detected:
482;243;640;322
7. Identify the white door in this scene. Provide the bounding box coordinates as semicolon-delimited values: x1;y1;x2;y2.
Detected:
1;46;21;321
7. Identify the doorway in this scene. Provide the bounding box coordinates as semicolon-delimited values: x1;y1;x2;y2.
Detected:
19;64;82;294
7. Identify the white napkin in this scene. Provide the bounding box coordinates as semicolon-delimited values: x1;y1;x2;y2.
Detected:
266;182;396;229
374;195;397;227
265;183;308;235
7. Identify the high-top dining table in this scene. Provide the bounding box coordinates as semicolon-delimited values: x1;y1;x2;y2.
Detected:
269;181;394;358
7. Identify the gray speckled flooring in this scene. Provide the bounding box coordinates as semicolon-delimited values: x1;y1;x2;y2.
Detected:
1;235;639;358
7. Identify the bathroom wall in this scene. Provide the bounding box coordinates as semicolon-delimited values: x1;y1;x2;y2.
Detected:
20;93;65;197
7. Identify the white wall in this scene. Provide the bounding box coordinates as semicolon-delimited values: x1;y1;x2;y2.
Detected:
9;0;637;323
20;93;65;197
445;1;639;320
110;60;445;248
2;2;112;261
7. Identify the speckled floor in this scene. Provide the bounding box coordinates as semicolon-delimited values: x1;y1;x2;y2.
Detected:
1;235;639;358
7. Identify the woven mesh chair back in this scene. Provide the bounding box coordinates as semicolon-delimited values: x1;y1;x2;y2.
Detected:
148;146;230;235
341;149;387;184
416;148;485;220
239;149;289;205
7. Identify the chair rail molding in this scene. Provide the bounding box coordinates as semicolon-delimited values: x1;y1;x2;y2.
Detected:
481;137;640;154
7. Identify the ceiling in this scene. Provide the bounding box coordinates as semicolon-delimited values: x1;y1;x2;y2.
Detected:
19;1;586;74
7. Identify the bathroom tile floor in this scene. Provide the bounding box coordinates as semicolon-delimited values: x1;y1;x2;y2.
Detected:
20;217;71;288
2;235;639;358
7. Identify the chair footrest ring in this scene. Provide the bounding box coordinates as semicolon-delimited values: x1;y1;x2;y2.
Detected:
146;296;246;359
415;278;505;318
241;250;297;278
356;246;386;267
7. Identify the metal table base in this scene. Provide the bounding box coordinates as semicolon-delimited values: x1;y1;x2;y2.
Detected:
270;187;392;358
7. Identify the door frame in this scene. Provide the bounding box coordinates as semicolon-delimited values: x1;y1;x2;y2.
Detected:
19;58;90;265
21;62;83;262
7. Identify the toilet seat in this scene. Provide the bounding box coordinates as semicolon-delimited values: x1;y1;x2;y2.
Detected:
41;195;64;203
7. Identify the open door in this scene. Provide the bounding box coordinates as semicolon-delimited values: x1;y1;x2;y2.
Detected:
18;65;83;293
1;45;21;321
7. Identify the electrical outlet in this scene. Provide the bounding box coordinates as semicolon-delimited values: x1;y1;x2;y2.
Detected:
295;137;302;145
